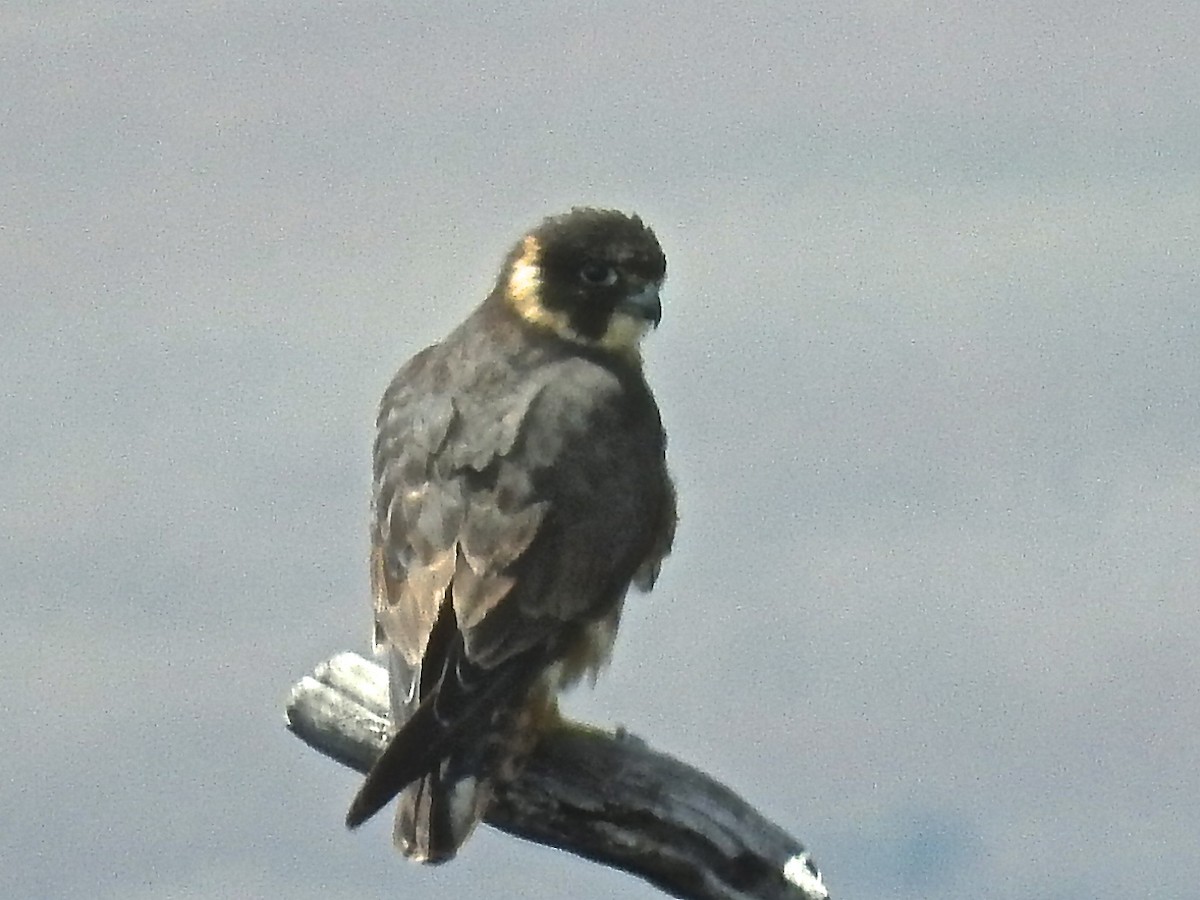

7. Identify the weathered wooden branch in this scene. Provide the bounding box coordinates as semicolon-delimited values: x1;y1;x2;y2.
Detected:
285;652;830;900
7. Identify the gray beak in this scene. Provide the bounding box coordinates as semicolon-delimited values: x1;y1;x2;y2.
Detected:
618;283;663;327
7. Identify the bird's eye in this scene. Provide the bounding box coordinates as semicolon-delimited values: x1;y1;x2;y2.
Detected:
579;260;619;287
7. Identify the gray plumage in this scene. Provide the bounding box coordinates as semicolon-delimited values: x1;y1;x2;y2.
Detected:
346;209;675;862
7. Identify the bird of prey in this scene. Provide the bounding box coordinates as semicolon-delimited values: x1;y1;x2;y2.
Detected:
345;208;677;863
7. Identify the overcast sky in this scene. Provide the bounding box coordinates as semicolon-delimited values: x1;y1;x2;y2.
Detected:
4;2;1198;898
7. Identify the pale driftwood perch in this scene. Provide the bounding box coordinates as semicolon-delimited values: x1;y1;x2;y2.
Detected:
285;652;830;900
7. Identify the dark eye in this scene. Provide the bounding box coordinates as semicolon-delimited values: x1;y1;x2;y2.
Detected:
579;260;619;287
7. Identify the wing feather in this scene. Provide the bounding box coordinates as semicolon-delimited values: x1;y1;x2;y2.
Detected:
353;329;672;830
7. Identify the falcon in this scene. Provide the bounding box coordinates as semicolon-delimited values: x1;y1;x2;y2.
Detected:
346;207;677;863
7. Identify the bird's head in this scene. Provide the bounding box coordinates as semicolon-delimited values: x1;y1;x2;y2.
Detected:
499;208;667;360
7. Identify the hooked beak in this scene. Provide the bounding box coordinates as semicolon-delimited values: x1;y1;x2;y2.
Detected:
617;282;663;327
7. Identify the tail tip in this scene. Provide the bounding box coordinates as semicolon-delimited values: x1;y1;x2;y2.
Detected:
345;789;379;830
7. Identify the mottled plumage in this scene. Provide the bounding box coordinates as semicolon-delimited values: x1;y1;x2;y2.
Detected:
346;208;676;862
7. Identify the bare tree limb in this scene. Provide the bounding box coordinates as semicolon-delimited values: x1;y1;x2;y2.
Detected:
285;652;830;900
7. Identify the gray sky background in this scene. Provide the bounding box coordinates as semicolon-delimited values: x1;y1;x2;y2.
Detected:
4;2;1198;898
